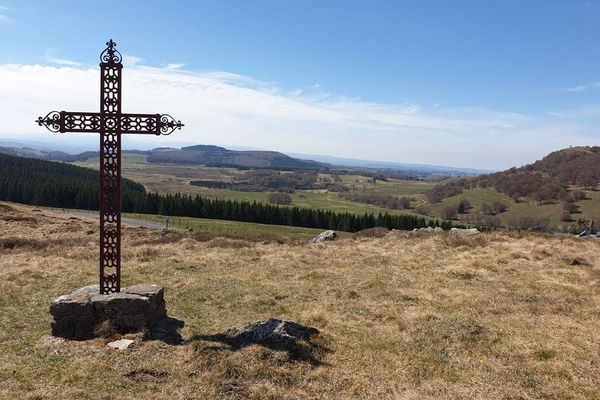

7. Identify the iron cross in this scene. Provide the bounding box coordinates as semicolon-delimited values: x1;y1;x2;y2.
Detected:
36;40;184;294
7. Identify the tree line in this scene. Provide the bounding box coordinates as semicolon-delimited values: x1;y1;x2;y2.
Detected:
0;154;453;233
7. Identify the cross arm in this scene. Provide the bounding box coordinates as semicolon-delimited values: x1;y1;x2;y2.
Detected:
120;113;184;136
36;111;184;135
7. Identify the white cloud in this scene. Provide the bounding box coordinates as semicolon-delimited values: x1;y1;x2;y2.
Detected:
122;54;144;68
559;82;600;93
0;62;599;170
562;85;588;92
41;49;81;66
166;63;186;70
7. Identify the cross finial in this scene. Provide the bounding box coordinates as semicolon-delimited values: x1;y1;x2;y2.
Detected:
100;38;122;64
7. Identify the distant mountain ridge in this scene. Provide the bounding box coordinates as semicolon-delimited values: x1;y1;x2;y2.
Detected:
0;144;329;170
147;145;329;170
0;141;487;176
285;151;492;176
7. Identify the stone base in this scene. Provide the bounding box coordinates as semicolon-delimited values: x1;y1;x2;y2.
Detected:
50;284;167;340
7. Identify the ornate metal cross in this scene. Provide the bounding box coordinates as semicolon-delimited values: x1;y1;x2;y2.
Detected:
36;40;184;294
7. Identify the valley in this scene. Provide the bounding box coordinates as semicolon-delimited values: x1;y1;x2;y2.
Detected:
5;144;600;234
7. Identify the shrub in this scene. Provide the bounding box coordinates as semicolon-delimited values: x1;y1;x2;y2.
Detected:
416;204;431;216
561;210;572;222
267;192;292;205
441;205;458;220
509;217;550;232
492;202;508;214
457;199;471;214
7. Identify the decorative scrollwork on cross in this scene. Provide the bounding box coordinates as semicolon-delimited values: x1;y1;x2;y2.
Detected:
159;114;185;135
100;39;123;64
120;114;159;134
36;111;62;133
65;113;102;131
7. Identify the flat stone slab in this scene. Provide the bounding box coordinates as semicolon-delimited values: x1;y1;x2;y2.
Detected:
50;284;166;340
106;338;135;350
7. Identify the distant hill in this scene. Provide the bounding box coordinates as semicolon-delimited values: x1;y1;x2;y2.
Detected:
0;146;95;162
286;151;491;176
146;145;330;170
0;141;489;176
0;144;329;171
427;146;600;203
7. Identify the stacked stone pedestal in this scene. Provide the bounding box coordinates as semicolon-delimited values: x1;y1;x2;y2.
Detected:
50;284;167;340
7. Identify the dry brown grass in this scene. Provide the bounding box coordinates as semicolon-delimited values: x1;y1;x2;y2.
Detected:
1;201;600;399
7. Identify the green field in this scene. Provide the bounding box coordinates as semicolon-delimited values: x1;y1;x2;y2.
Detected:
426;186;600;230
124;212;340;240
45;207;334;240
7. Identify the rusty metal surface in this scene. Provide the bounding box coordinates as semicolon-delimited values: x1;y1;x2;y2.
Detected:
36;40;184;294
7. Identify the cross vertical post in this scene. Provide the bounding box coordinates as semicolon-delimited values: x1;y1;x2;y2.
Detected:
36;39;184;294
99;41;123;293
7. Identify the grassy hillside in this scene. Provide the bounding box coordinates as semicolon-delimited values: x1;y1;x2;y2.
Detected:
424;147;600;230
2;202;600;399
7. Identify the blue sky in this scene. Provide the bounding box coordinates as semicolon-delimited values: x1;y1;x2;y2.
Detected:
1;1;600;169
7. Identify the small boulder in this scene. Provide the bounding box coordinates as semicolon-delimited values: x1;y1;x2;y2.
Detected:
107;338;134;350
221;318;319;348
450;227;480;236
309;230;337;244
198;318;326;364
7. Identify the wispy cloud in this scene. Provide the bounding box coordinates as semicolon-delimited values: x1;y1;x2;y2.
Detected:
0;4;13;23
42;49;81;66
0;62;598;170
559;82;600;92
122;54;144;67
547;105;600;119
165;63;186;70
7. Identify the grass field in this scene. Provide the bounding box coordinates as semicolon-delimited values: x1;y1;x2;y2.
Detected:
428;187;600;229
124;213;339;241
2;201;600;399
43;207;331;241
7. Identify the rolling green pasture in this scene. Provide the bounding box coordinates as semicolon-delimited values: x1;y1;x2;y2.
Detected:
123;213;334;240
44;207;331;240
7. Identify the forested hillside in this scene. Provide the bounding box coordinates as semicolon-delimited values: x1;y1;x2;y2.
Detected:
0;154;449;232
0;154;145;209
427;146;600;203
